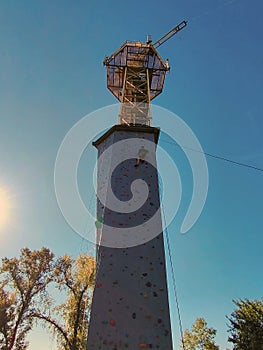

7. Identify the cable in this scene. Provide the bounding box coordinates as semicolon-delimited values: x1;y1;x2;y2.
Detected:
190;0;239;23
161;200;186;350
161;139;263;173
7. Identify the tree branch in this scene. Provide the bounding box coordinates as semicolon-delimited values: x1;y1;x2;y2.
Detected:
32;313;71;348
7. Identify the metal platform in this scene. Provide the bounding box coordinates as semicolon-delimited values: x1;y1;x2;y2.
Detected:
104;41;169;126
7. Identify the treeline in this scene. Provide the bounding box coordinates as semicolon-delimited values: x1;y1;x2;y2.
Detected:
181;300;263;350
0;247;95;350
0;247;262;349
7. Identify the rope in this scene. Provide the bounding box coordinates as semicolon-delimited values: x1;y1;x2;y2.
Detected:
161;201;186;350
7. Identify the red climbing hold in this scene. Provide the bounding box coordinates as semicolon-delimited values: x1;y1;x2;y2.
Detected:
109;319;116;326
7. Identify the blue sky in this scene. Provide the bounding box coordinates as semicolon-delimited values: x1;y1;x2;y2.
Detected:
0;0;263;349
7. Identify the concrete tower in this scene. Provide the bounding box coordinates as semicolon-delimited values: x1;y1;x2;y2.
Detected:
87;22;187;350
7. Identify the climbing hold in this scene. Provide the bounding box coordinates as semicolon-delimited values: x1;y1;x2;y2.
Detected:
132;312;136;319
95;216;103;229
96;282;103;288
109;319;116;326
138;343;149;349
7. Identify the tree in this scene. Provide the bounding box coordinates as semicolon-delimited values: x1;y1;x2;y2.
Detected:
36;253;96;350
0;247;55;350
0;247;96;350
0;280;16;349
181;318;219;350
227;298;263;349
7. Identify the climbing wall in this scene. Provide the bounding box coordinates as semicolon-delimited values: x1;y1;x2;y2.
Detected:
86;125;173;350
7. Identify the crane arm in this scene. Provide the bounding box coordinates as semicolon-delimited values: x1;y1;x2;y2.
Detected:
153;20;187;48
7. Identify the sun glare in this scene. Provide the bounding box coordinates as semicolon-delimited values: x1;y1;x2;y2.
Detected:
0;187;13;230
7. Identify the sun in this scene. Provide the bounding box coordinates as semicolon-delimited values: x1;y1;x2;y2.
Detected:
0;187;13;230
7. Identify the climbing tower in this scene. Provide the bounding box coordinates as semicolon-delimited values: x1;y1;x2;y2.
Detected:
86;21;187;350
